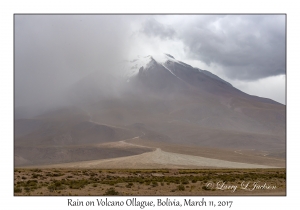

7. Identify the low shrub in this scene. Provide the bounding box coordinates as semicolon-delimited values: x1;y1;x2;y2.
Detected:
14;187;22;193
177;184;185;191
104;188;119;196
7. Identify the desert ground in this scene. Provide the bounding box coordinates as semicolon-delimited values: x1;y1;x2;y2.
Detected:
43;148;277;169
14;137;285;196
14;105;285;196
32;136;284;169
14;168;286;196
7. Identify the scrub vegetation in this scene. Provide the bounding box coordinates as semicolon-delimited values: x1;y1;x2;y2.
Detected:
14;168;286;196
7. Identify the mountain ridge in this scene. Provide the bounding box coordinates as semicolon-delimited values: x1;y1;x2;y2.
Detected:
14;53;285;167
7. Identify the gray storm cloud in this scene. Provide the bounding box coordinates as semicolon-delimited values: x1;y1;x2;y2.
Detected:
141;18;176;40
15;15;132;113
185;15;286;80
15;14;286;116
140;15;286;81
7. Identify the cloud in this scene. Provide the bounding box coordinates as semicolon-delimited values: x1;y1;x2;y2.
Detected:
141;18;176;40
14;15;133;109
175;15;286;81
232;75;286;104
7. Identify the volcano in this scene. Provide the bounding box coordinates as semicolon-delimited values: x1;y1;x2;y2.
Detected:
14;53;286;168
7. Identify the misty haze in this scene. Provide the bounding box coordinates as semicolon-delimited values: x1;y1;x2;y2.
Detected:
14;15;286;196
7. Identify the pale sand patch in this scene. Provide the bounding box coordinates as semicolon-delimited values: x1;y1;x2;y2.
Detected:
96;140;151;149
44;148;276;169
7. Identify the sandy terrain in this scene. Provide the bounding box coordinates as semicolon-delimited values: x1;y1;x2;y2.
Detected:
43;144;276;169
127;138;286;167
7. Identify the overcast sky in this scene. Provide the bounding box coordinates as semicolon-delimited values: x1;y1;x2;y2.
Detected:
15;14;286;107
